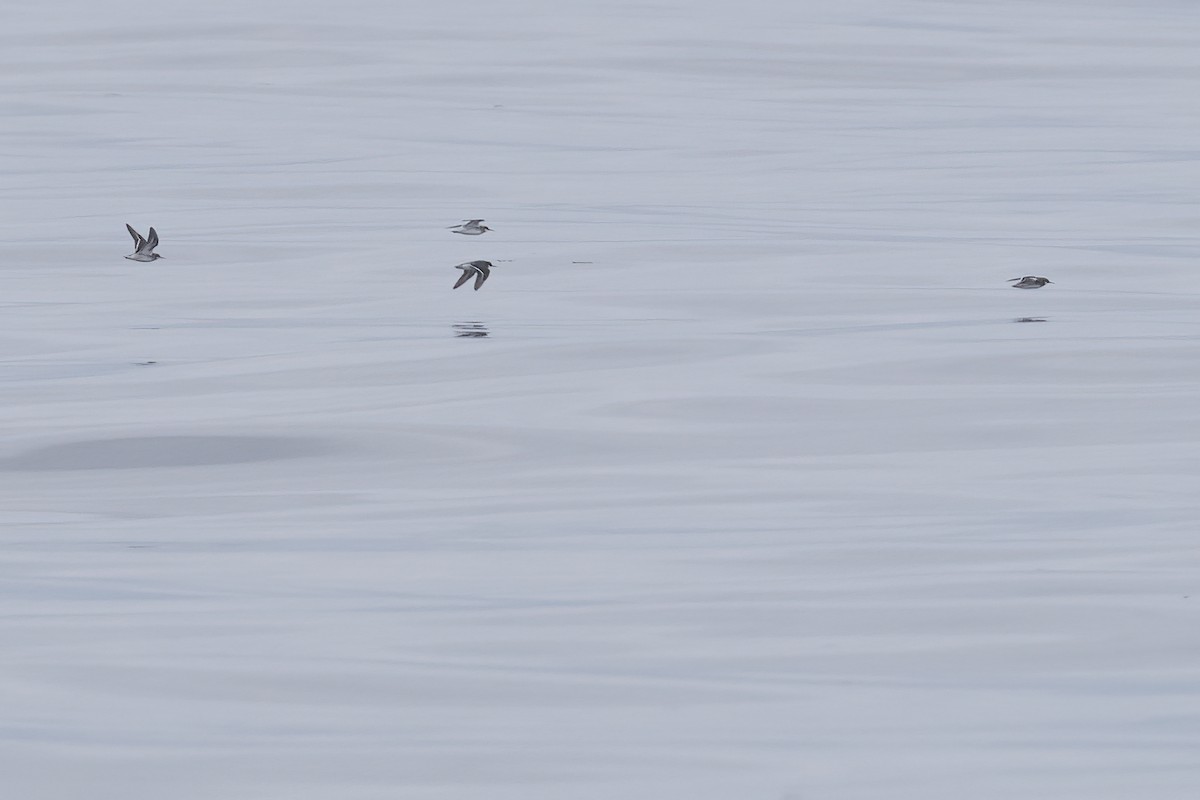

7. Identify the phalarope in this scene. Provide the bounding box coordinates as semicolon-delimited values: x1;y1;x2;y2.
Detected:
1009;276;1052;289
453;260;494;290
448;219;491;236
124;224;163;261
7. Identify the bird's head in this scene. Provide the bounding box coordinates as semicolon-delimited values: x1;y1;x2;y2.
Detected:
151;253;164;260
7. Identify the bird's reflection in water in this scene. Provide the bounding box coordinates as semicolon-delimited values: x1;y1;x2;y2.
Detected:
1013;317;1048;323
453;321;490;338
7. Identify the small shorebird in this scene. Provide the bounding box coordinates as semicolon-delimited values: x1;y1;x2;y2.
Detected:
453;260;494;290
124;224;163;261
1009;276;1052;289
448;219;491;235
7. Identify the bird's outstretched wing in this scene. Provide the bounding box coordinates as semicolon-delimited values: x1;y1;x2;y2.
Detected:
146;227;159;250
473;267;490;290
126;224;146;248
453;269;474;289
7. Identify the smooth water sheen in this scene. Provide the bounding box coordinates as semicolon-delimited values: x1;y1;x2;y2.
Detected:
3;1;1200;798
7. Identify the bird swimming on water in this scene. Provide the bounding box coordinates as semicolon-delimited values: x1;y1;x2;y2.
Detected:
448;219;492;236
124;224;163;261
453;260;494;290
1009;276;1052;289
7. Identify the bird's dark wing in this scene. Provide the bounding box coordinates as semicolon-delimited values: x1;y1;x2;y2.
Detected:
453;270;473;289
126;224;145;247
473;266;490;290
147;227;159;250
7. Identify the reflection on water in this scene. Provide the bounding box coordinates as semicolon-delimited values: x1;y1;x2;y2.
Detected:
453;321;489;338
1014;317;1047;323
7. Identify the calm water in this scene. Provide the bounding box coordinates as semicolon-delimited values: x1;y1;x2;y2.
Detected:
3;1;1200;798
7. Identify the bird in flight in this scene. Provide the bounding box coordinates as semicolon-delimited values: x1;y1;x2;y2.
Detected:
448;219;492;236
125;224;164;261
453;260;494;290
1008;276;1052;289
